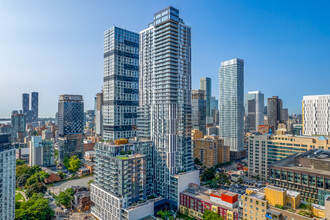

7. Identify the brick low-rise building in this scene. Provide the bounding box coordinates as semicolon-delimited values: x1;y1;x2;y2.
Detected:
194;136;230;167
179;183;239;220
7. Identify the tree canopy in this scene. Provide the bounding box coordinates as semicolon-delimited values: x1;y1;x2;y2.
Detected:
15;193;54;220
203;209;224;220
68;156;81;172
56;188;74;208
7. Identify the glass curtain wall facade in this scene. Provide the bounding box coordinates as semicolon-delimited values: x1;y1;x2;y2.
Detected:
138;7;193;200
103;27;139;140
219;58;244;152
245;91;264;131
200;77;211;117
31;92;38;122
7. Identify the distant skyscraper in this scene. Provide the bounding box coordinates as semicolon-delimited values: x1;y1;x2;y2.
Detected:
95;92;103;136
200;77;211;116
102;26;139;140
267;96;283;130
57;95;84;165
303;95;330;136
22;93;29;114
245;91;264;131
31;92;38;122
219;58;244;153
281;108;289;122
0;134;15;220
138;6;198;203
191;89;206;134
11;110;26;141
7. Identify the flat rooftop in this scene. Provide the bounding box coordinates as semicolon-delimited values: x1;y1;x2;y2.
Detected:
182;187;239;211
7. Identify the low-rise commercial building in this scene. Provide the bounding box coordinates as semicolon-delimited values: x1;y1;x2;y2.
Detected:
179;183;239;220
248;134;330;180
269;149;330;205
194;136;230;167
242;186;306;220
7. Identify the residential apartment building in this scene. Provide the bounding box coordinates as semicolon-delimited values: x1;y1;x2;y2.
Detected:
248;134;330;180
303;95;330;136
194;136;230;167
179;183;239;220
269;149;330;205
138;6;198;203
245;91;264;132
102;27;139;140
0;134;15;220
95;92;103;137
11;110;26;141
91;140;158;220
242;186;305;220
191;89;207;134
219;58;245;156
29;136;54;167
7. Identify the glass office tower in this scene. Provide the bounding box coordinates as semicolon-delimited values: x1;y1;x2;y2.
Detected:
219;58;244;152
102;26;139;140
57;95;84;165
200;77;211;117
245;91;264;131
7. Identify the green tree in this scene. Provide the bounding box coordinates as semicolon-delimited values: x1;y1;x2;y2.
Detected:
16;159;25;166
56;188;74;208
157;210;172;219
32;130;38;136
57;170;65;179
68;156;81;172
16;164;34;178
15;193;54;220
63;157;70;168
16;173;31;188
194;157;202;165
26;182;47;198
214;172;230;185
201;167;216;182
203;209;224;220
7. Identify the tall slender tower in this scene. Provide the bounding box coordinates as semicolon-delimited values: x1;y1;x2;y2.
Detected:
219;58;244;154
139;6;196;201
267;96;283;130
102;26;139;140
22;93;29;114
31;92;38;122
200;77;211;117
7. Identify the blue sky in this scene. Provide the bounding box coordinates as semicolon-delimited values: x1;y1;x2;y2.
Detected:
0;0;329;117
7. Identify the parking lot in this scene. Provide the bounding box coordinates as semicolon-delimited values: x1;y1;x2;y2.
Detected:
49;176;93;195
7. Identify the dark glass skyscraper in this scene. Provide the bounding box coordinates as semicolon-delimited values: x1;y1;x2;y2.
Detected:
192;89;207;134
267;96;283;130
22;93;29;114
200;77;211;117
31;92;38;122
57;95;84;165
58;95;84;136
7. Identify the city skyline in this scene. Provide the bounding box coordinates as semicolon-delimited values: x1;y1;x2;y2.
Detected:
1;0;330;117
